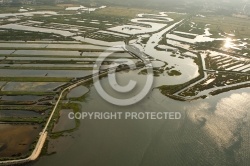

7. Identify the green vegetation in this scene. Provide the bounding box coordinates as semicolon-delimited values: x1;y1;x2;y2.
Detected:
177;15;250;39
141;36;150;44
204;54;245;71
193;15;250;38
180;72;250;97
159;53;205;100
138;69;147;75
0;91;56;96
95;6;157;18
49;102;81;139
0;66;93;70
0;77;71;82
0;29;74;41
0;100;36;105
0;47;107;51
210;82;250;96
0;105;51;112
32;11;129;30
167;70;182;76
69;88;90;102
86;32;128;42
175;21;205;35
173;33;196;39
0;54;128;59
0;117;44;123
194;41;224;50
0;5;64;13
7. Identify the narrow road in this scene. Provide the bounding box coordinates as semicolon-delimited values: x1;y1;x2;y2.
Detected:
0;49;142;165
0;70;108;166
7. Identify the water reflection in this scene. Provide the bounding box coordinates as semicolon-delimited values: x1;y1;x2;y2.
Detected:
32;69;250;166
224;37;232;49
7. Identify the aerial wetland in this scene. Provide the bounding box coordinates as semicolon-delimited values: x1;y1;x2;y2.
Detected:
0;1;250;166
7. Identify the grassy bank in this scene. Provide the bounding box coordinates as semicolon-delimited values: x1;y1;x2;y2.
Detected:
0;77;71;82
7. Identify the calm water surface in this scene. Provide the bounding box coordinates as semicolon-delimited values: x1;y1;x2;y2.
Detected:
31;70;250;166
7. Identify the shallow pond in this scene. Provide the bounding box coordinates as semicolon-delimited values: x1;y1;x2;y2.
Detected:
0;95;42;101
109;13;173;35
52;109;76;133
0;110;41;118
0;69;93;78
151;61;165;68
2;82;66;91
33;69;250;166
0;24;75;37
0;124;41;158
6;57;131;61
67;86;89;98
0;82;6;88
0;11;58;19
13;50;81;56
0;64;95;68
0;50;15;55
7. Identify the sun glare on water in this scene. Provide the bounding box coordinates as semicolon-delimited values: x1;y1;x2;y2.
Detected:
224;38;232;48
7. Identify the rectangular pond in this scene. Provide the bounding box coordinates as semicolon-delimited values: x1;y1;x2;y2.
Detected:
0;69;93;78
2;82;66;91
